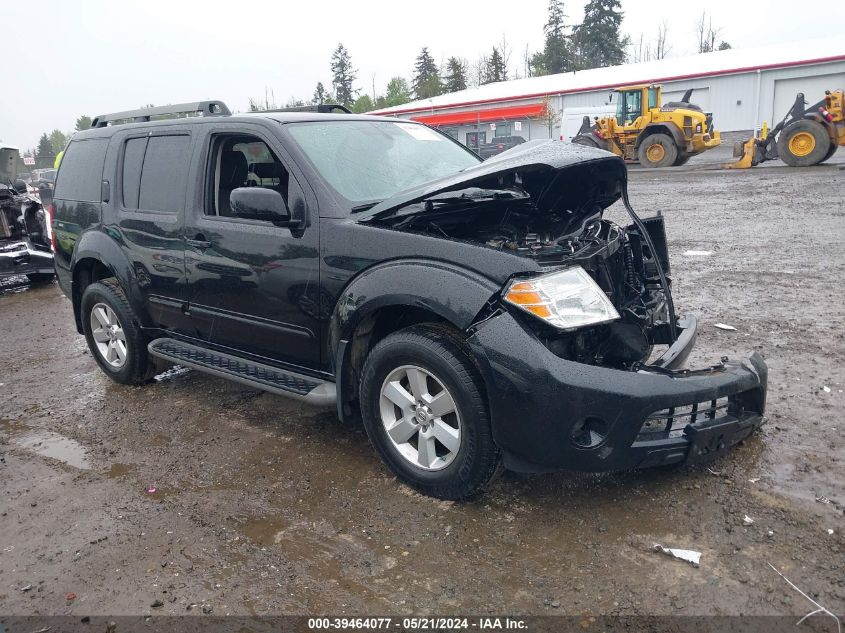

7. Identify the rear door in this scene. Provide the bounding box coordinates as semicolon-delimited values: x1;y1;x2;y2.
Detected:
183;122;321;370
108;128;193;331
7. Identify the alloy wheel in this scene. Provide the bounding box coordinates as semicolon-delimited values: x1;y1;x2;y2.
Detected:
90;302;128;369
378;365;462;471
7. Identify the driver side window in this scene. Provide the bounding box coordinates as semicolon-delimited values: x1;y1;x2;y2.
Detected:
208;134;290;217
623;91;642;125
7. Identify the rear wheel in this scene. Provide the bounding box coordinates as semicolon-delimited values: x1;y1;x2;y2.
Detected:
359;324;500;500
638;133;678;168
81;278;155;385
777;119;829;167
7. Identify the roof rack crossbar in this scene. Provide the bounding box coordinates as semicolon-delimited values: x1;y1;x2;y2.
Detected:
91;100;231;128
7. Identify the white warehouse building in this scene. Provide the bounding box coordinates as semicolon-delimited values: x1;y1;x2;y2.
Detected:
371;37;844;149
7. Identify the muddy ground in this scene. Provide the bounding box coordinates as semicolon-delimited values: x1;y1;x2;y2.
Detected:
1;155;843;620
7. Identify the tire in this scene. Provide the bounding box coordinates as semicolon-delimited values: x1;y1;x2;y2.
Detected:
26;273;55;284
359;324;500;500
80;278;155;385
777;120;830;167
637;133;678;168
820;139;838;164
673;152;691;166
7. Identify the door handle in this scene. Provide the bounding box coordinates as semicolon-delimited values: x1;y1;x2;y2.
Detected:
187;235;212;249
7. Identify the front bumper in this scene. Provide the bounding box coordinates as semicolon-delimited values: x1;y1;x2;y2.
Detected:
467;312;767;473
0;240;54;278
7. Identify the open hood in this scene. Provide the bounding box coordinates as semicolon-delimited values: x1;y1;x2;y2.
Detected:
356;140;626;223
0;146;20;184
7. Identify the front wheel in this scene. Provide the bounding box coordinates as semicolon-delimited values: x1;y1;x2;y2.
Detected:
777;119;830;167
637;133;679;168
81;278;155;385
359;325;500;500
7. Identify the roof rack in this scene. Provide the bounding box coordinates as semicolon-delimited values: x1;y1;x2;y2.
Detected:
91;100;231;128
265;104;352;114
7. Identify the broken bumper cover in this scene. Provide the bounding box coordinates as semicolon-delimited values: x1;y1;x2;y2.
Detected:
0;241;54;278
467;312;767;473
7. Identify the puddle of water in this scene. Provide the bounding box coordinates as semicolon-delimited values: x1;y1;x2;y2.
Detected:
107;462;134;478
13;429;92;470
240;514;290;547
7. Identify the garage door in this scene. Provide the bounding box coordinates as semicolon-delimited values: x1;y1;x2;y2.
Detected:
773;73;845;121
663;87;710;111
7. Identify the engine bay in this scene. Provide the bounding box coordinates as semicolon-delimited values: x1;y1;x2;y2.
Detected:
374;189;674;370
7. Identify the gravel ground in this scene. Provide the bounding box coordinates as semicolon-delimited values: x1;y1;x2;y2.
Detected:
0;155;843;620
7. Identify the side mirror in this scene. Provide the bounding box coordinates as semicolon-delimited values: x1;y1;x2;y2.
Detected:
13;179;27;194
229;187;291;224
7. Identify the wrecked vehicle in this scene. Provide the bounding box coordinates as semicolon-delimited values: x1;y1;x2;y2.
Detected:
1;145;54;283
52;101;767;499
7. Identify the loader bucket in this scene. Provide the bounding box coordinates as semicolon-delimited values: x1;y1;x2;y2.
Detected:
724;137;759;169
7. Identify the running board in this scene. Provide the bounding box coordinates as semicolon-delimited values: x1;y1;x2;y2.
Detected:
147;338;336;407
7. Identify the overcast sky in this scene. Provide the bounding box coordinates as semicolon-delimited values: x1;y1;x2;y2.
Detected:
1;0;840;150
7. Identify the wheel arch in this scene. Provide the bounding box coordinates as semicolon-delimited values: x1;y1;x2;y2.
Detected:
70;232;139;334
328;259;500;423
635;123;685;150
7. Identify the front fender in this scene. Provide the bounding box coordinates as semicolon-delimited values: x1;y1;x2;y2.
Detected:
636;124;685;150
328;258;501;421
329;258;500;355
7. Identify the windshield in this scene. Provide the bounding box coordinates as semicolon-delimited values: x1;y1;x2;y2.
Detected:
287;120;480;206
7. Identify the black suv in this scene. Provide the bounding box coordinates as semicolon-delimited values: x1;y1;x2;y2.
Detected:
52;100;767;499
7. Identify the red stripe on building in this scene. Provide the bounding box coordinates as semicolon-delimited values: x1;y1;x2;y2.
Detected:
411;103;546;126
378;54;845;117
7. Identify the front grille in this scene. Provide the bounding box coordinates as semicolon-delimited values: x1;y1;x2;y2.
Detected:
639;396;732;439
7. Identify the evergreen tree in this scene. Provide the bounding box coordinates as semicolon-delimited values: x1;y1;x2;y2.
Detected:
573;0;626;69
330;43;357;107
482;47;507;84
312;82;327;105
412;47;441;99
443;57;468;93
352;95;374;113
542;0;572;74
35;132;56;164
48;129;68;157
381;77;412;107
75;115;92;132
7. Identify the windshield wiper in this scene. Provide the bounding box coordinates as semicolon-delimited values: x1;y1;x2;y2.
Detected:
350;201;383;213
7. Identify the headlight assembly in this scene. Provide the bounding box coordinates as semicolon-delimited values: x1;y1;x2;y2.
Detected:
503;266;620;331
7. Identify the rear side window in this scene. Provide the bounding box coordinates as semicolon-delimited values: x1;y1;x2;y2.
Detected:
121;135;190;213
54;139;108;202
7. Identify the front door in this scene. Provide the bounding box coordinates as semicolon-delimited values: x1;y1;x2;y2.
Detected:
184;125;321;370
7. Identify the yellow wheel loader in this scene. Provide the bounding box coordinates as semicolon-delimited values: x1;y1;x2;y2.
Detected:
727;89;845;168
572;84;721;167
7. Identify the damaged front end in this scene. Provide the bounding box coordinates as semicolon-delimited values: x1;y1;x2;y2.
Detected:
0;184;54;280
360;142;678;371
359;141;767;472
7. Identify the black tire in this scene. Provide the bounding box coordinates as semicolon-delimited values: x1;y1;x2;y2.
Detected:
673;152;691;166
26;273;55;284
637;133;678;168
820;139;838;164
777;119;830;167
80;278;155;385
359;324;500;500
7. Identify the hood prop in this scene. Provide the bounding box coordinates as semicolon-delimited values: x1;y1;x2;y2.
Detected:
622;185;677;342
